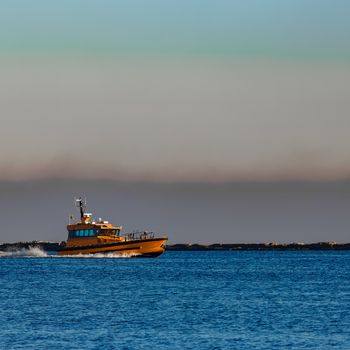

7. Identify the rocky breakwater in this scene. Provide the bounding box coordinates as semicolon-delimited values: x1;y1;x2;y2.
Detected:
1;241;350;253
166;242;350;251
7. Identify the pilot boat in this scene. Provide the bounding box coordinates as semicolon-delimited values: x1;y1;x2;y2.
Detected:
58;198;168;257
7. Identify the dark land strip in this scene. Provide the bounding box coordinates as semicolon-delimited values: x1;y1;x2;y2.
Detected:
1;241;350;252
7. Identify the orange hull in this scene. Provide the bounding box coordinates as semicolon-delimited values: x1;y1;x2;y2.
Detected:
58;237;167;257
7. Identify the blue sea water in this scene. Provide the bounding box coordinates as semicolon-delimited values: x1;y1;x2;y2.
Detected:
0;250;350;349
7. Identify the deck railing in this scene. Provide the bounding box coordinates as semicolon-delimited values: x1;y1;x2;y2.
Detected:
123;231;155;241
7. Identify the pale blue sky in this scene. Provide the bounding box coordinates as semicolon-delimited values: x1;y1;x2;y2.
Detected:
0;0;349;58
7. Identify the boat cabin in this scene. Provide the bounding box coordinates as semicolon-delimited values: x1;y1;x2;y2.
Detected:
66;198;122;240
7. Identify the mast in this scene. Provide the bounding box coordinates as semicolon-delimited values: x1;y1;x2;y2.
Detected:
75;197;86;219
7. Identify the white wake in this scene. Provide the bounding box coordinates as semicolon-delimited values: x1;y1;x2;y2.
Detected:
56;252;141;258
0;247;140;258
0;246;48;258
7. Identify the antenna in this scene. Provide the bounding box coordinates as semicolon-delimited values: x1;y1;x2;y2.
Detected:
75;197;87;219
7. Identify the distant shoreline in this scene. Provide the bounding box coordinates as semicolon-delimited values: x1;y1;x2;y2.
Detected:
1;241;350;252
166;242;350;251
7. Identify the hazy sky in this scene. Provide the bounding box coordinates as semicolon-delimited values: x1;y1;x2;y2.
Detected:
1;180;350;244
0;2;350;244
0;0;349;182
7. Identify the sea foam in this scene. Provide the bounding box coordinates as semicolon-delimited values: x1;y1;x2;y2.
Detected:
0;246;48;258
0;248;139;258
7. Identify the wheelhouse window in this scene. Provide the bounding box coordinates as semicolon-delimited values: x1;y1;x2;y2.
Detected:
68;229;99;237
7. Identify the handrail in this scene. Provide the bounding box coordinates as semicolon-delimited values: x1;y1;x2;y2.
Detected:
123;231;155;241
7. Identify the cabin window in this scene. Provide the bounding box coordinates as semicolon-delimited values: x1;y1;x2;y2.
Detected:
69;229;98;237
69;230;80;237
